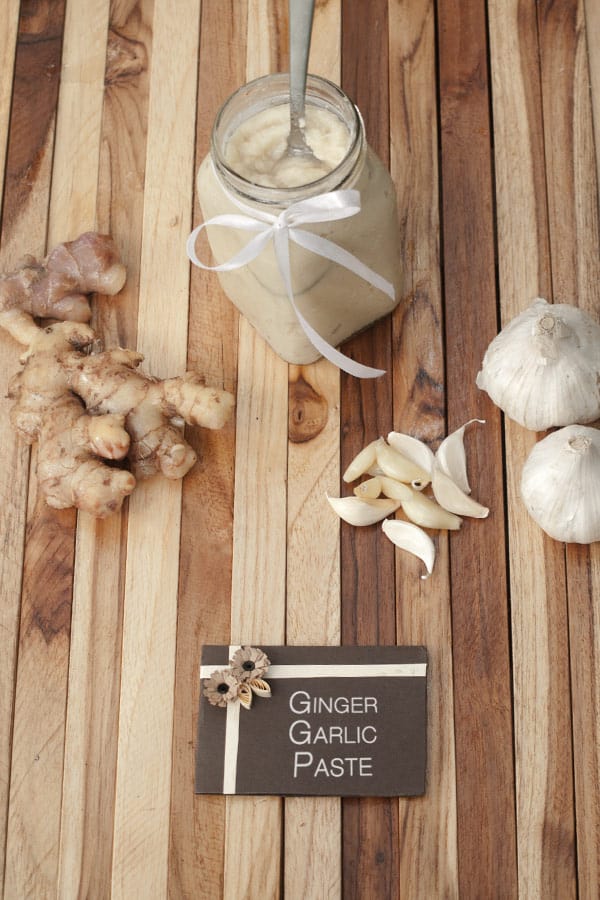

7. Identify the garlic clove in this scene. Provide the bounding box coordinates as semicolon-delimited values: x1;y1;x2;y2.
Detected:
432;466;489;518
382;519;436;579
378;475;414;501
520;424;600;544
386;431;435;475
400;491;462;530
354;476;383;499
435;418;485;494
476;298;600;430
375;439;431;489
343;440;379;483
327;494;401;526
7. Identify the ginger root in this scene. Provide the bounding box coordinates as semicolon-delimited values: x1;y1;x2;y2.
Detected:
0;232;126;323
7;317;135;517
2;311;235;516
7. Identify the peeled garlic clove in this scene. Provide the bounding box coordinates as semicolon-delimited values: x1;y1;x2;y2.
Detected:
435;419;485;494
476;298;600;430
343;440;379;483
376;439;431;489
400;491;462;530
382;519;436;579
327;494;401;526
520;424;600;543
354;477;383;499
386;431;435;475
432;466;489;518
378;475;413;501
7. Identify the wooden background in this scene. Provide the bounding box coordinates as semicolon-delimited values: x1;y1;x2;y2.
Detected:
1;0;599;897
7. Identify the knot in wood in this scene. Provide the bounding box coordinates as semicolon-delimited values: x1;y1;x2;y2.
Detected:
288;374;328;443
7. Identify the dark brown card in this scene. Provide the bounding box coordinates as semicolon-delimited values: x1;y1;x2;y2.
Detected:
195;645;427;797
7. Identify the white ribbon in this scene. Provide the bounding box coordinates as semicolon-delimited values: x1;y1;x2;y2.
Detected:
186;186;395;378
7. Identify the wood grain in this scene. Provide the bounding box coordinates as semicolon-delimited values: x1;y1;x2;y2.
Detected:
0;2;61;889
437;1;518;896
110;1;201;896
339;3;399;897
3;2;101;896
1;3;599;897
537;2;600;895
283;3;343;896
388;1;459;896
487;5;575;899
168;1;245;896
56;2;153;896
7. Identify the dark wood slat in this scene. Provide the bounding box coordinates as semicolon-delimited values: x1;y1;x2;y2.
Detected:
436;0;518;895
340;2;399;897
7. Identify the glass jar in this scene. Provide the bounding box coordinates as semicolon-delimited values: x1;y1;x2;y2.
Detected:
194;73;401;367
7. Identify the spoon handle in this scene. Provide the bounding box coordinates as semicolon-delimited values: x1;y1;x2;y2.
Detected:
288;0;315;146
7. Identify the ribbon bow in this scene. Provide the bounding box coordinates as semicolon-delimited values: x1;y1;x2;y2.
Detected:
186;187;395;378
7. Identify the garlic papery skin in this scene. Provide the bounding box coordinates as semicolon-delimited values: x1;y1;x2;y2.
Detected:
520;425;600;543
476;298;600;430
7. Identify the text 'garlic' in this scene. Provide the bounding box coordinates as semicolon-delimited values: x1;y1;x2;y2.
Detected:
476;298;600;430
520;425;600;544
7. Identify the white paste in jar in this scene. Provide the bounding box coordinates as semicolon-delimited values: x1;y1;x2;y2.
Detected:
224;104;351;188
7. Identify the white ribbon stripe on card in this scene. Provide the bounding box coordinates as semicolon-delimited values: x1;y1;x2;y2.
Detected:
186;185;395;379
201;650;426;794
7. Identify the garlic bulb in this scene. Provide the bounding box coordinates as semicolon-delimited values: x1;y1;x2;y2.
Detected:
476;298;600;430
520;425;600;543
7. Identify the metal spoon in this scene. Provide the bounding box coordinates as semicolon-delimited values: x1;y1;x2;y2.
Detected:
282;0;329;176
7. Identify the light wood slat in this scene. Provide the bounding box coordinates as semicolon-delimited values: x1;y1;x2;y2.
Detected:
285;360;341;900
223;5;288;898
283;3;342;896
585;0;600;191
0;0;19;214
0;3;42;887
537;3;600;894
56;3;153;897
387;2;458;896
487;2;577;897
110;1;201;896
437;1;519;896
168;0;246;895
225;327;288;899
3;3;109;896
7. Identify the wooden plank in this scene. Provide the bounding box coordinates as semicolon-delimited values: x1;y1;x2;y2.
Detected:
167;0;246;895
537;2;600;895
339;2;399;897
283;2;342;896
222;4;287;896
437;1;518;896
387;2;458;896
110;1;201;896
0;2;59;889
585;0;600;192
56;2;153;897
486;3;577;897
3;2;109;896
0;0;19;215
